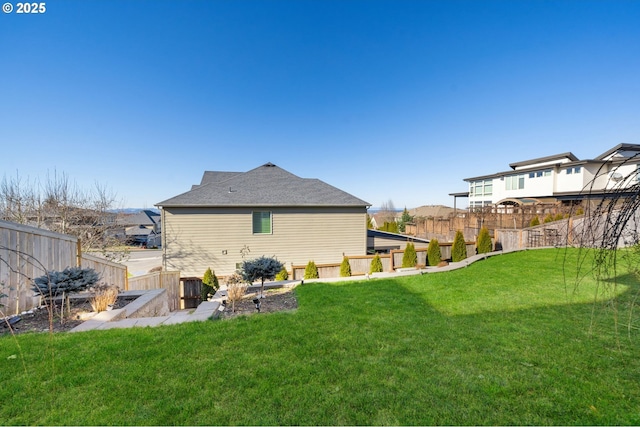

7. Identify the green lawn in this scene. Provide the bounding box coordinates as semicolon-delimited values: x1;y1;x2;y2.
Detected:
1;248;639;425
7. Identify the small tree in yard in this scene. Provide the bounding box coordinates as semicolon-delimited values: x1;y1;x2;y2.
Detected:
427;239;441;266
340;256;351;277
451;230;467;262
225;272;247;313
304;261;319;279
241;256;284;298
201;267;219;302
477;226;493;254
401;243;417;268
398;208;414;233
370;253;383;273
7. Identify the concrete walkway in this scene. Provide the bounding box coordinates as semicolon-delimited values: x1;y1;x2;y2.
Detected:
70;248;536;332
70;300;224;332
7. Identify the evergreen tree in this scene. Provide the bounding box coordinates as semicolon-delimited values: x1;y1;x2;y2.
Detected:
530;216;540;227
304;260;319;279
427;239;441;266
398;208;413;233
476;226;493;254
369;253;383;273
401;243;417;268
366;214;374;229
275;267;289;281
451;230;467;262
241;256;284;297
340;256;352;277
201;267;219;302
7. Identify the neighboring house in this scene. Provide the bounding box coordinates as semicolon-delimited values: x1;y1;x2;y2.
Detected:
462;143;640;208
124;225;157;246
409;205;457;218
156;163;370;277
113;209;162;246
367;229;430;254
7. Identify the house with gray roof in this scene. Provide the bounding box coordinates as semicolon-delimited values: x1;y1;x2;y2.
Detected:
156;163;370;277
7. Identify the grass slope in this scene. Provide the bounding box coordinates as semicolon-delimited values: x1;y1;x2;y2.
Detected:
1;248;639;425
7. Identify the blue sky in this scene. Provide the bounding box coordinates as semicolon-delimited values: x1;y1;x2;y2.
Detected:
1;0;639;210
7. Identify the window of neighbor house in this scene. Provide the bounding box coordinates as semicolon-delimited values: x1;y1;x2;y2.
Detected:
506;174;525;190
566;167;581;175
252;211;272;234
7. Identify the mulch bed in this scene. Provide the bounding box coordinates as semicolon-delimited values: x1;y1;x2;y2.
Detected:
1;295;138;335
2;288;299;334
220;287;298;319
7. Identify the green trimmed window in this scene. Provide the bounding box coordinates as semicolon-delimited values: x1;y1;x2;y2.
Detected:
252;211;272;234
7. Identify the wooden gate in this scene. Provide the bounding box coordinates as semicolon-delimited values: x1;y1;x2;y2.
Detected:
180;277;202;309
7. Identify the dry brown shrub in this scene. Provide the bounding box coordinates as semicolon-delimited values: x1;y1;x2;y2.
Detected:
226;272;247;312
90;285;119;312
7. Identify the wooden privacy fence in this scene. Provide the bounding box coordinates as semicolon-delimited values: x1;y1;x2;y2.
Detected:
80;253;127;290
0;220;78;316
495;218;574;251
1;219;182;315
291;241;477;279
129;271;181;312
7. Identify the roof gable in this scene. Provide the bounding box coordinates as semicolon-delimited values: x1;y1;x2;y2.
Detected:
509;152;578;170
594;143;640;161
157;163;370;207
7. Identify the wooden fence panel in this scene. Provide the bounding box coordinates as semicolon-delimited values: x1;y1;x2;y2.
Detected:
0;220;78;316
80;253;127;290
129;271;181;311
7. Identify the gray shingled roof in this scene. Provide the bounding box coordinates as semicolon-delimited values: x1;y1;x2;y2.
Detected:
157;163;370;207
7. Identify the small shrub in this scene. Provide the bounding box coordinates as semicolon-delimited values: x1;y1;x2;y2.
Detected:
543;213;554;223
529;216;540;227
370;254;383;273
554;213;564;221
32;267;101;321
575;207;584;216
340;257;352;277
226;272;247;312
401;243;417;268
476;226;493;254
202;267;220;302
427;239;441;266
304;261;319;279
89;284;119;312
275;267;289;281
32;267;100;296
451;230;467;262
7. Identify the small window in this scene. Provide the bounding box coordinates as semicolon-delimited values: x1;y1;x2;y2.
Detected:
252;211;272;234
543;170;551;177
574;166;581;174
529;172;535;179
536;171;543;178
566;168;572;175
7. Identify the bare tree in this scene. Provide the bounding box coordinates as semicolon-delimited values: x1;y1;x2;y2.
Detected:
0;171;123;255
378;199;397;225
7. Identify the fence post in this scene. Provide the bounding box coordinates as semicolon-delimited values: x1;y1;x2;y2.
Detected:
76;239;82;267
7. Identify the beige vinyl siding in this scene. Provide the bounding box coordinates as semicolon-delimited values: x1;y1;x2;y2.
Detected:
163;206;367;277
